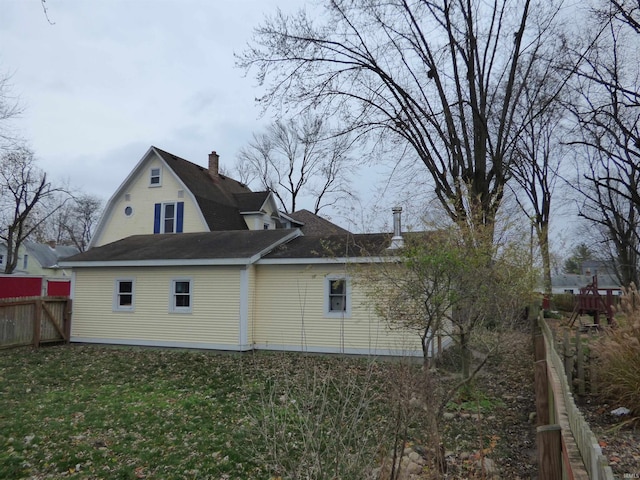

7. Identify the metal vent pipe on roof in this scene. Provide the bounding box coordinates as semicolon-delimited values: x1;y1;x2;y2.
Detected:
388;206;404;249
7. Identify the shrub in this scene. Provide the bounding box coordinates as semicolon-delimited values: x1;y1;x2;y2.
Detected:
551;293;576;313
593;284;640;418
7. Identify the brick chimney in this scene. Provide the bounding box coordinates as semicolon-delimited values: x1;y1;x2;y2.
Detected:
208;151;219;177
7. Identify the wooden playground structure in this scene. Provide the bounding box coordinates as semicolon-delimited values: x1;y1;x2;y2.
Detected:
568;275;617;328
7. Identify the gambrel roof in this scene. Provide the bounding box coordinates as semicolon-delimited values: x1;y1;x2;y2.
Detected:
154;147;273;231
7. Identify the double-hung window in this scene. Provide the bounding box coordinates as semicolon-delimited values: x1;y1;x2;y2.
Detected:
163;203;176;233
114;279;135;311
170;279;192;313
325;276;351;317
153;202;184;234
150;167;161;186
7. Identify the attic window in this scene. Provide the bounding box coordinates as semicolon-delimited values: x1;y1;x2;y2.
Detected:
150;167;161;186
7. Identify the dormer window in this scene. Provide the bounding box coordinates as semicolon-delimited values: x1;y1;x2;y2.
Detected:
150;167;161;187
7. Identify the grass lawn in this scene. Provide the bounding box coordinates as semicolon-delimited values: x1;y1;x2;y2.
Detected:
0;344;422;480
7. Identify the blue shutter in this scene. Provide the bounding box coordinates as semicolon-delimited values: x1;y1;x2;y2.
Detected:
176;202;184;233
153;203;161;234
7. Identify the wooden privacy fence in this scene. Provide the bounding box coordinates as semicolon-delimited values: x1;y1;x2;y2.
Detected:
535;315;614;480
0;296;72;349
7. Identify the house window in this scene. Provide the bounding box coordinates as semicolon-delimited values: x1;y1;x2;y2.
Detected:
154;202;184;234
164;203;176;233
150;167;161;186
23;254;28;270
170;279;192;313
325;276;350;317
0;254;3;266
124;206;133;217
263;223;270;230
114;279;135;311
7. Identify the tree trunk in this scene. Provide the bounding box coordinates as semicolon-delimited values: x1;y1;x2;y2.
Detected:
537;223;552;298
460;329;471;381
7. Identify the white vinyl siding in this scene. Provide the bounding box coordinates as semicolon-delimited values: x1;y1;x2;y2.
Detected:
71;266;241;348
253;264;422;355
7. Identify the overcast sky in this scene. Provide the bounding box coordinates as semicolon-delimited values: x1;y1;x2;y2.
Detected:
2;0;400;230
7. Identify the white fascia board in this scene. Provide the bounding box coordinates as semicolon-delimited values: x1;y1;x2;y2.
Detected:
263;192;281;220
89;146;156;248
257;255;398;265
60;258;254;268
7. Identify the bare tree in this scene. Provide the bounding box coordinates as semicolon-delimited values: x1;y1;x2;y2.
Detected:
0;146;64;273
0;72;22;150
567;1;640;287
509;66;569;297
239;0;574;243
236;114;354;214
34;193;103;252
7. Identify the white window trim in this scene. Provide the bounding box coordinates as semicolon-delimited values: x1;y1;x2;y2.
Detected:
161;202;177;234
324;275;351;318
113;278;135;312
170;278;193;314
149;167;162;187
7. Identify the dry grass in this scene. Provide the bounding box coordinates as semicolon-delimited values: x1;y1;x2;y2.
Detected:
593;284;640;418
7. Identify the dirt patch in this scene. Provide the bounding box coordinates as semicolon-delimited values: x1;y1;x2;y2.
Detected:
436;331;538;479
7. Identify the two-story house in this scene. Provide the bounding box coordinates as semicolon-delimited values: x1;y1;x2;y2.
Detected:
61;146;424;357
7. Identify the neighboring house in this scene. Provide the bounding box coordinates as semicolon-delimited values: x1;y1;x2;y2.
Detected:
61;146;425;357
551;273;623;296
0;240;78;277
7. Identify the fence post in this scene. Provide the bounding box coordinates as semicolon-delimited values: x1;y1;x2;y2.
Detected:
63;299;73;343
537;424;563;480
33;298;42;348
576;328;585;395
534;334;546;362
535;359;550;426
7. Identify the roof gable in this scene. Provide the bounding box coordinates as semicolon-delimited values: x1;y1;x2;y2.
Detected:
287;209;351;236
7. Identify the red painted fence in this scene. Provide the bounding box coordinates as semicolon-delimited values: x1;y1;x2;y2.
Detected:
0;275;71;299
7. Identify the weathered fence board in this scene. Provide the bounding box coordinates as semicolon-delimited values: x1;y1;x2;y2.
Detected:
0;296;71;349
539;316;614;480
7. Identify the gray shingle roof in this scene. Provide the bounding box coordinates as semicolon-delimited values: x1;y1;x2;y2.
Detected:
264;233;391;259
154;147;271;231
287;209;351;236
62;230;299;265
